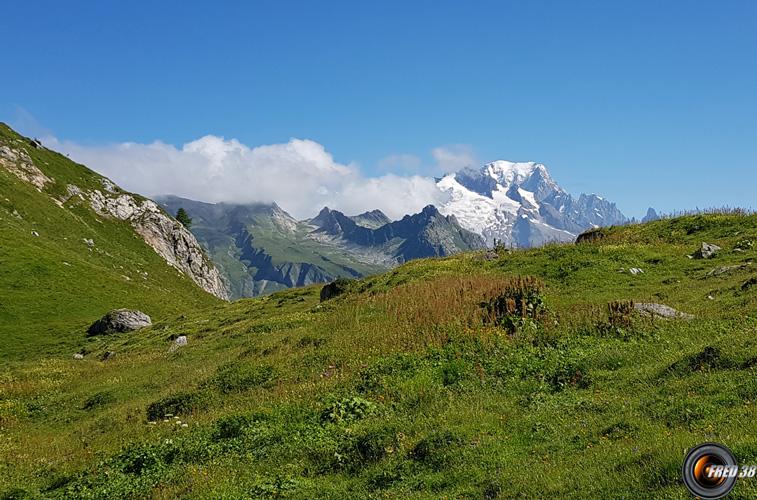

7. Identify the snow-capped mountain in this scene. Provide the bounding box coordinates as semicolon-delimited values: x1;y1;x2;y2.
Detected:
437;160;627;247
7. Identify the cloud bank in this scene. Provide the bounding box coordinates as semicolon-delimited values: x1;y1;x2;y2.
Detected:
44;135;451;220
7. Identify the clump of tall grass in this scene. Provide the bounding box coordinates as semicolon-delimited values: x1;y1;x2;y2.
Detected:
480;276;546;324
346;276;549;349
607;300;635;329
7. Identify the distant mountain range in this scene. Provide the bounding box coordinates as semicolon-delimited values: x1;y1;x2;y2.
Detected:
159;160;629;298
157;197;484;299
436;160;628;247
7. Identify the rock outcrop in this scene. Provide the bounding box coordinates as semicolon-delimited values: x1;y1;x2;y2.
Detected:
0;138;228;300
706;263;751;277
88;309;152;336
88;189;229;299
576;228;606;244
0;144;52;189
320;278;355;302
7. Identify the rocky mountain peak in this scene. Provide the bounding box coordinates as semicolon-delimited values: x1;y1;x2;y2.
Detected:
350;209;391;229
437;160;627;247
642;207;660;223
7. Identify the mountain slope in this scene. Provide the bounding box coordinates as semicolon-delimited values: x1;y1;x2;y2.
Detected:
309;205;486;261
0;123;224;359
349;209;392;229
2;212;756;498
159;197;485;299
437;160;628;246
157;197;389;298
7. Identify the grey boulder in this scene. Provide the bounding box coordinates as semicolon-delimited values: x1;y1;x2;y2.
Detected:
88;309;152;336
694;242;721;259
634;303;694;320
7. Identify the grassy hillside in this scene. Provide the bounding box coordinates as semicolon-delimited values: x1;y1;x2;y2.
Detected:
0;124;219;360
2;211;756;498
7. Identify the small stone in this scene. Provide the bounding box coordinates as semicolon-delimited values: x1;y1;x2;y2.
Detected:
83;238;94;247
181;423;188;428
101;351;116;361
168;335;188;353
31;230;39;237
73;353;84;360
629;268;644;275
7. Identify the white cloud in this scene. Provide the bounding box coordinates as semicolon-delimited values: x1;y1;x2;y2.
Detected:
43;135;449;220
432;144;478;173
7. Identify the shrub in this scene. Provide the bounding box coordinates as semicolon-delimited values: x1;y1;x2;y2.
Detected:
321;396;376;424
146;391;209;420
205;362;276;394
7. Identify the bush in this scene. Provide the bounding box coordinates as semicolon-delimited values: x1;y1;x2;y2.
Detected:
146;391;209;421
205;362;275;394
321;396;376;424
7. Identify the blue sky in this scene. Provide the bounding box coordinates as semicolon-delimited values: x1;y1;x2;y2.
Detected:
2;0;756;218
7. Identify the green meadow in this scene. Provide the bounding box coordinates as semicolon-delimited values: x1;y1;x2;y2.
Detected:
3;196;757;497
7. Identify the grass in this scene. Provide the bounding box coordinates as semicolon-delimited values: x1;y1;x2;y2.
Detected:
1;206;757;497
0;123;219;360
